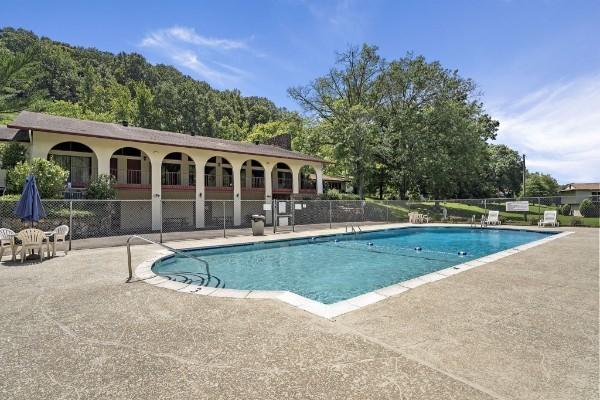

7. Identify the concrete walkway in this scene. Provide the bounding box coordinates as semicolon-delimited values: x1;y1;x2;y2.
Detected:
0;226;597;399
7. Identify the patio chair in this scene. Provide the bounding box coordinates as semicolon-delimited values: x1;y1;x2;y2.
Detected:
485;210;501;226
538;210;559;227
15;228;48;263
49;225;69;256
0;228;17;261
419;213;430;223
408;212;419;223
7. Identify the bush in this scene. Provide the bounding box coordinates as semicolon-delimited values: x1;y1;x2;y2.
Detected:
0;142;27;169
320;188;361;200
7;158;69;199
579;198;599;218
559;203;571;216
86;174;116;199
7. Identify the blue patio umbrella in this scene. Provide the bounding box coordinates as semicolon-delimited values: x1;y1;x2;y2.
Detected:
14;174;46;226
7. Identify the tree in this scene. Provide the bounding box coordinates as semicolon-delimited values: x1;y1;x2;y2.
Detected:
486;144;522;197
7;158;69;198
289;44;385;197
523;172;560;197
0;48;38;116
0;142;27;168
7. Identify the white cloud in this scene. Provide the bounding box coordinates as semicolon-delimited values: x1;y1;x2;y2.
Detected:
492;74;600;183
140;26;250;87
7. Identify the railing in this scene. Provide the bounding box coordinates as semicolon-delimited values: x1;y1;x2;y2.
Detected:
345;223;362;233
162;171;180;185
251;176;265;188
126;234;211;284
222;175;233;187
205;174;233;188
127;169;142;185
189;172;196;186
277;177;292;189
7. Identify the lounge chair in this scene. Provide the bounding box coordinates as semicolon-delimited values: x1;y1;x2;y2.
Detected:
419;213;430;223
484;210;501;226
0;228;17;261
15;228;48;263
49;225;69;256
538;210;559;227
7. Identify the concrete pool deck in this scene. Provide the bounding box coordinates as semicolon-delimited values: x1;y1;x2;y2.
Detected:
0;224;598;399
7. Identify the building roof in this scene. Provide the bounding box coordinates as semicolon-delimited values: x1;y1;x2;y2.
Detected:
560;183;600;191
308;173;351;182
0;125;30;142
7;111;325;163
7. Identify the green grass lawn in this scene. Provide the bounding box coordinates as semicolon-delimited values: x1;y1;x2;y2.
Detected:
367;198;599;227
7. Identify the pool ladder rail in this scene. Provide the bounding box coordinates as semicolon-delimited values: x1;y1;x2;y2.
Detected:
345;223;362;234
126;235;211;284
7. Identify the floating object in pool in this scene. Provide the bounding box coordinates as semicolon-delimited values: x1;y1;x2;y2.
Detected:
458;251;468;256
367;242;374;246
311;237;317;241
414;246;422;251
334;239;339;243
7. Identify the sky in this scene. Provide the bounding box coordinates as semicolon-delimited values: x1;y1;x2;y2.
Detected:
1;0;599;183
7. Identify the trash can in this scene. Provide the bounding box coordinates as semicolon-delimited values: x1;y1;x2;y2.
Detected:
251;214;265;236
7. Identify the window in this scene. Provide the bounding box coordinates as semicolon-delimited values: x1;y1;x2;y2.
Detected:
52;154;92;187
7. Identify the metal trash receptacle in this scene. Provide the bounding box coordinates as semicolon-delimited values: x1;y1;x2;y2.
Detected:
251;214;265;236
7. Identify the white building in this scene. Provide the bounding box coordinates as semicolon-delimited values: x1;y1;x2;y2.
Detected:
2;111;326;230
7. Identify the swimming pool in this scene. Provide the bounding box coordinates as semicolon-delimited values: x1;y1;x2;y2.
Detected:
152;227;555;304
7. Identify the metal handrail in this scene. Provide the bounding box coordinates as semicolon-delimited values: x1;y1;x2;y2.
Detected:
126;235;211;283
345;223;362;233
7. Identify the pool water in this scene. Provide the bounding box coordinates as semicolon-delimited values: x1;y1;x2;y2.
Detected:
152;227;553;304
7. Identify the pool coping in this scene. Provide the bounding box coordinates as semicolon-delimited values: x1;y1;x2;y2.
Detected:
135;223;574;319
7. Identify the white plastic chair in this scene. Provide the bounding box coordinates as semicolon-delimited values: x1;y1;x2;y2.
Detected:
15;229;47;263
538;210;559;227
49;225;69;256
0;228;17;261
485;210;501;226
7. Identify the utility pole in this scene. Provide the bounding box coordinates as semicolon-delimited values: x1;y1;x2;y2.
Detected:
522;154;526;197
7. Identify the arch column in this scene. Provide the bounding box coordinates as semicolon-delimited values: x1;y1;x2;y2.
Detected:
264;163;274;224
95;147;115;178
232;161;243;226
315;165;324;194
149;153;164;231
194;156;208;229
291;166;301;195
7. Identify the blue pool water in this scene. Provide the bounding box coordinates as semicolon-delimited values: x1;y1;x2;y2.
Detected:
152;227;553;304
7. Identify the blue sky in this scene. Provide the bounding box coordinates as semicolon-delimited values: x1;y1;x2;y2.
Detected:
1;0;599;182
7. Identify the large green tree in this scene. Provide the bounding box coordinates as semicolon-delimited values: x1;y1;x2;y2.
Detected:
288;44;385;197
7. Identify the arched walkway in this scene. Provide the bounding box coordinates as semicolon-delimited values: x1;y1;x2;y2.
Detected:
48;141;98;188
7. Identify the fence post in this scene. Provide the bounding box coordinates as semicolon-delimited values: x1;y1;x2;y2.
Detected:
223;200;226;238
329;200;332;229
159;200;163;244
386;201;389;223
273;199;276;234
291;199;295;232
484;199;487;210
68;201;73;251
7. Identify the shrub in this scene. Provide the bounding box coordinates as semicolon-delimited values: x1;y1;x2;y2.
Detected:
321;189;361;200
7;158;69;199
559;203;571;216
86;174;117;199
579;198;599;218
0;142;27;169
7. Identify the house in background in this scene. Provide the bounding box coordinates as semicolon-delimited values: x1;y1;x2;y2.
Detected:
1;111;326;230
560;182;600;215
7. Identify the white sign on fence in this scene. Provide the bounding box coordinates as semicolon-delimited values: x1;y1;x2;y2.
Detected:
278;201;287;213
506;201;529;212
294;203;302;210
278;216;289;226
262;203;272;211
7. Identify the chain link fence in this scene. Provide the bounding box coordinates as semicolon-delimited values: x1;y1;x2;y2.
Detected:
0;196;596;246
